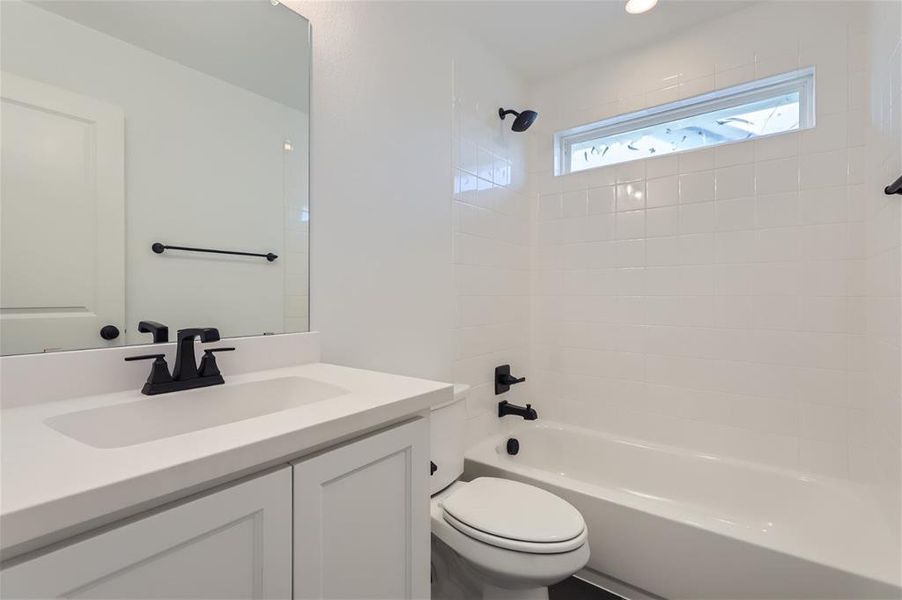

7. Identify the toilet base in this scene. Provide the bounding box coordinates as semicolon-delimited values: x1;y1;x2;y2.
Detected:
431;535;552;600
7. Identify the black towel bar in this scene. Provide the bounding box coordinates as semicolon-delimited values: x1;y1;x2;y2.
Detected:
886;174;902;195
152;242;277;262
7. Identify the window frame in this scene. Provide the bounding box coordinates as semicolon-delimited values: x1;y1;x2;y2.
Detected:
554;67;816;176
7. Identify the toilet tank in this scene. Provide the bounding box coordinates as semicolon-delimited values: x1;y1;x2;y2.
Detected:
429;384;468;495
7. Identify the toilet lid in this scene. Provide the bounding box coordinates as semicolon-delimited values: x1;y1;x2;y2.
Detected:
441;478;585;545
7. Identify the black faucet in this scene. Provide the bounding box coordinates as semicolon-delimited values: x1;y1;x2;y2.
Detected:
498;400;538;420
138;320;169;343
172;328;221;380
125;327;234;395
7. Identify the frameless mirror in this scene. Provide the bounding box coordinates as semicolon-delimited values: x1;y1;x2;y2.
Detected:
0;0;310;356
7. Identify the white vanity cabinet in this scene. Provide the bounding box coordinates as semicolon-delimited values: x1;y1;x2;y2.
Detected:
0;467;293;599
1;418;430;600
293;418;430;600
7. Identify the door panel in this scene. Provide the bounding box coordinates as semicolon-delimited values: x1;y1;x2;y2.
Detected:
293;419;430;600
1;71;124;354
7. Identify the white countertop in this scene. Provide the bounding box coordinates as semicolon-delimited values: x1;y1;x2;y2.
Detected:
1;362;451;558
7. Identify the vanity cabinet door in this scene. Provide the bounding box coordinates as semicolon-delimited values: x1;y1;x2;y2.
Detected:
1;467;292;599
292;418;429;600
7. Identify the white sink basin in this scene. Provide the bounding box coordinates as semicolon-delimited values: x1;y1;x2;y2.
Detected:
45;376;350;448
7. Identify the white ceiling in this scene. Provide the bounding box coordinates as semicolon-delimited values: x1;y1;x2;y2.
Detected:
435;0;756;82
32;0;753;102
32;0;310;111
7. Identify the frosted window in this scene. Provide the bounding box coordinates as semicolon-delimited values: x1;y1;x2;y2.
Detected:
555;68;814;175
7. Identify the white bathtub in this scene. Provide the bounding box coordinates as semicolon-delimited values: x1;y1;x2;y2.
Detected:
465;422;901;600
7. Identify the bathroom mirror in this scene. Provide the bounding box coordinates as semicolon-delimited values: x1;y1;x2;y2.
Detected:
0;0;310;355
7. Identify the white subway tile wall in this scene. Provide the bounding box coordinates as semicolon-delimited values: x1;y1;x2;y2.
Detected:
525;2;895;483
864;0;902;533
452;47;531;445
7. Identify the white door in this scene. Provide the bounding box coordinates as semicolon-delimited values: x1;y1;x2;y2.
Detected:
0;467;292;599
0;71;125;355
293;419;430;600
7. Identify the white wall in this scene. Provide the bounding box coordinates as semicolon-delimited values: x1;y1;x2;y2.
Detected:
1;0;308;343
294;1;530;385
292;1;453;381
451;42;531;445
526;1;884;480
864;0;902;534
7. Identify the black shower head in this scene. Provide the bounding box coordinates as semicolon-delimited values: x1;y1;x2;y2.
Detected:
499;107;538;132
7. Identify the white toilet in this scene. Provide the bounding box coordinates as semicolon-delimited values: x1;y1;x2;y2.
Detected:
429;385;590;600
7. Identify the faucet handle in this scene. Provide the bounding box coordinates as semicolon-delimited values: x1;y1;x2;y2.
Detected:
125;353;173;386
124;353;166;361
495;364;526;395
198;347;235;378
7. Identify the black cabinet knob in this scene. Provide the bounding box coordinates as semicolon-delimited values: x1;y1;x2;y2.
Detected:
100;325;120;340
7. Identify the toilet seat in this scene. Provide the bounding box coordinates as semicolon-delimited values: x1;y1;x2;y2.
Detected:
442;510;588;554
439;477;587;554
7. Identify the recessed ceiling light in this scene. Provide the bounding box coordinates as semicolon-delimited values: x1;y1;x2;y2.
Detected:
625;0;658;14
